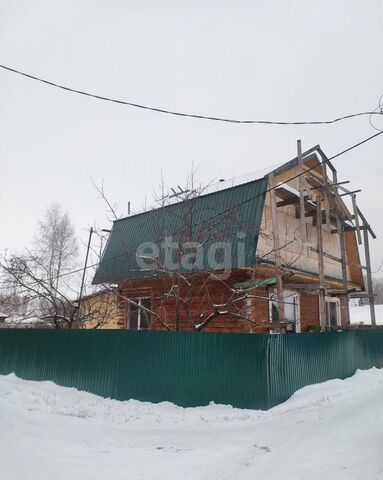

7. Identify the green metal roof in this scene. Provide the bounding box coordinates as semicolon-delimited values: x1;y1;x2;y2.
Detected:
93;177;267;284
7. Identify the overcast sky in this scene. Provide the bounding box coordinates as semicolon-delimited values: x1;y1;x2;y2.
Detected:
0;0;382;274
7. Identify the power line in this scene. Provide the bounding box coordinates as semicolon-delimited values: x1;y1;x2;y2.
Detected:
369;94;383;132
373;259;383;274
1;63;382;126
4;130;382;289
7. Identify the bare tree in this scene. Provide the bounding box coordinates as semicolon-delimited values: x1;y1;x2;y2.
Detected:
360;276;383;306
0;204;81;328
36;203;79;284
92;179;120;222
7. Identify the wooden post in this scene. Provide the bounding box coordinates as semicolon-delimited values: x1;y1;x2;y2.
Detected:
363;225;376;326
352;194;362;245
337;217;350;326
269;172;285;326
320;165;331;228
297;140;308;248
316;196;326;331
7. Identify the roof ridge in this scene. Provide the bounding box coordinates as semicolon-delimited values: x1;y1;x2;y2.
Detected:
113;176;266;224
113;145;321;224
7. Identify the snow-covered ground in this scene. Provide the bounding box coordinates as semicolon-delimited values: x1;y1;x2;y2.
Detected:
0;369;382;480
350;304;383;325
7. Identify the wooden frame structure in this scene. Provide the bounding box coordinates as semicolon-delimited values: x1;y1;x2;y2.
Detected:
269;140;376;330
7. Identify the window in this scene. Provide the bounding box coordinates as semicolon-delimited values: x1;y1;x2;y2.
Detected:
325;297;341;328
270;290;301;333
128;297;151;330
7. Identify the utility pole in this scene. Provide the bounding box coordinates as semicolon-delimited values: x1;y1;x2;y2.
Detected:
77;227;94;321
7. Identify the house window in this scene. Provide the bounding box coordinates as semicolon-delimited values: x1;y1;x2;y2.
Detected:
128;298;151;330
325;297;341;328
270;290;301;332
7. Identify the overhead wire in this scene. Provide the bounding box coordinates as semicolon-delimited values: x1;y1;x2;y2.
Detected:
0;63;382;125
369;94;383;132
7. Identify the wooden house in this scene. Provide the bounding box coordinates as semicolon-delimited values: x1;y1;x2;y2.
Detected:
76;289;120;329
93;144;376;333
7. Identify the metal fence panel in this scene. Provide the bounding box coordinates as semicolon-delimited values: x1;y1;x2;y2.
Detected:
266;331;383;408
0;329;381;410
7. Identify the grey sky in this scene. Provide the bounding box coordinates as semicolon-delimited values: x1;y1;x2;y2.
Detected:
0;0;382;274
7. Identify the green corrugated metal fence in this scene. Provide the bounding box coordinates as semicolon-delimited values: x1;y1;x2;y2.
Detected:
0;329;382;409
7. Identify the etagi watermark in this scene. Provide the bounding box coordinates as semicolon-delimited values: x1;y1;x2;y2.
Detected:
135;232;248;279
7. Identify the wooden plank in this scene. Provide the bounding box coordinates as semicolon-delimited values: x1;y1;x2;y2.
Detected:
331;225;369;234
337;217;350;326
307;175;352;226
310;247;342;263
310;180;351;190
284;283;330;290
352;194;362;245
268;172;285;324
350;292;377;299
276;197;300;207
339;190;362;197
322;165;354;223
316;196;326;331
356;207;376;239
310;247;366;273
300;174;316;202
321;173;332;228
349;263;367;271
332;188;354;222
297;140;308;247
363;226;376;326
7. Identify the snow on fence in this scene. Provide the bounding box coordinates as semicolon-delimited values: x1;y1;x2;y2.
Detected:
0;329;382;409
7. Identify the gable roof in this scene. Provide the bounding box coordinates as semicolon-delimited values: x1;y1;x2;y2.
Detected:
93;177;267;284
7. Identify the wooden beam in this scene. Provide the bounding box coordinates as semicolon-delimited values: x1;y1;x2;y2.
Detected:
268;172;285;324
329;289;357;295
349;263;367;271
276;197;300;207
316;196;326;331
350;292;377;299
310;180;351;190
322;174;331;228
319;166;354;223
284;283;329;290
316;148;337;174
308;175;354;226
337;217;350;326
319;171;332;228
297;140;308;247
310;247;342;263
339;190;362;197
363;225;376;326
356;207;376;239
331;225;369;234
351;194;362;245
310;248;367;273
332;189;354;222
